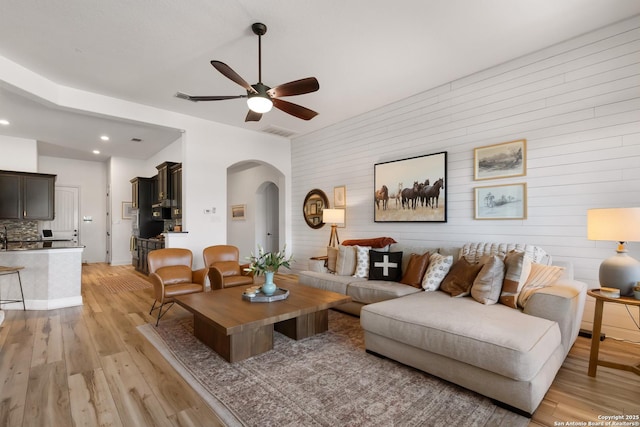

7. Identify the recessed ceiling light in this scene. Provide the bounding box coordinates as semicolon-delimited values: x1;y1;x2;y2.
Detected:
0;119;9;126
93;150;100;154
100;135;109;141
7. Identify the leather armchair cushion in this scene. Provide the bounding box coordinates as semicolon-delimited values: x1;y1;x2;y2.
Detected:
223;274;255;287
156;265;193;285
163;282;205;297
215;260;242;277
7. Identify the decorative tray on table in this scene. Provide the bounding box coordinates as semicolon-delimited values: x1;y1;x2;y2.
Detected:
242;287;289;302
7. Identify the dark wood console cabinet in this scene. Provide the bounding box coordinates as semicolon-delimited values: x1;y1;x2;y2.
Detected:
133;237;165;274
0;170;56;220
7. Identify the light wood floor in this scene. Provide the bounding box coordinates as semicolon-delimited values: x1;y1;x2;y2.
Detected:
0;263;638;426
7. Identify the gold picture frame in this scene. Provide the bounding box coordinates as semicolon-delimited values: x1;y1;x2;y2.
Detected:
334;185;346;208
474;183;527;220
474;139;526;181
122;201;133;219
231;204;246;221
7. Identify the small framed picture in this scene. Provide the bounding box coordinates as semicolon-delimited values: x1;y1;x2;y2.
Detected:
474;183;527;220
231;204;246;220
334;185;346;208
474;139;526;181
122;202;133;219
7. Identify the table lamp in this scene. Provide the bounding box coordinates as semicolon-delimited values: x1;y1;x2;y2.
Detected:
323;209;345;247
587;207;640;296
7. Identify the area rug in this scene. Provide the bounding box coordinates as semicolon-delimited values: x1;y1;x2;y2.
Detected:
99;274;152;293
138;311;529;427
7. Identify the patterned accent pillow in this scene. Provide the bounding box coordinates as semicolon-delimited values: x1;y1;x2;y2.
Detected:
368;250;403;281
499;250;533;309
353;245;372;278
517;263;565;308
470;255;505;305
440;257;484;297
335;245;357;276
400;252;430;288
421;253;453;291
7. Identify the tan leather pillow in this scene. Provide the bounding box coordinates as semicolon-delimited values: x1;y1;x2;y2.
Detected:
327;246;338;272
400;252;430;288
440;257;483;297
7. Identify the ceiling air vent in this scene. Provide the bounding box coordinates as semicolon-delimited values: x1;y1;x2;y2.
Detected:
131;138;143;142
261;125;297;138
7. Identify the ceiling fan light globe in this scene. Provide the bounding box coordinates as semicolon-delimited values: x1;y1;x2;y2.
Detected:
247;96;273;113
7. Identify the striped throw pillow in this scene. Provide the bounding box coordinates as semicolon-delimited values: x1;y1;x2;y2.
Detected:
499;250;532;309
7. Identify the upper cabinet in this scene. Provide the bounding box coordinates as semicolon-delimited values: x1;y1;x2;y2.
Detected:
170;163;182;218
0;170;56;220
155;161;178;205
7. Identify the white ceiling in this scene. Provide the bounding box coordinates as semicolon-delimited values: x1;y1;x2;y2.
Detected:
1;0;639;162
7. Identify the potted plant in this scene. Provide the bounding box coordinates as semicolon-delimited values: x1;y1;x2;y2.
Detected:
245;245;293;296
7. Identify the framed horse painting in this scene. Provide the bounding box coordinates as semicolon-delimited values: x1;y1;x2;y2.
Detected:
374;152;447;222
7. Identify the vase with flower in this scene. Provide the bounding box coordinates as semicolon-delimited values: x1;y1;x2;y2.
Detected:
245;245;293;296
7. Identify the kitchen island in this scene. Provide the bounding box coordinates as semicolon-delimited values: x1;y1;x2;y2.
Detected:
0;241;84;310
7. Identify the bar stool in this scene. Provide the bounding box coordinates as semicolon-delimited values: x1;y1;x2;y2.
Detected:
0;266;26;310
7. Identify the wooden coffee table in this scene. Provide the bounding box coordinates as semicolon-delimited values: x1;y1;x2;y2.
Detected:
174;277;351;362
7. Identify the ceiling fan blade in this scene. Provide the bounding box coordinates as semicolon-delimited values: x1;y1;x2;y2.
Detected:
245;110;263;122
211;61;257;94
268;77;319;98
272;98;318;120
175;92;245;102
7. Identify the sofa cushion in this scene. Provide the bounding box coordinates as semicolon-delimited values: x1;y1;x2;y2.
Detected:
298;270;366;295
440;257;483;297
461;242;550;265
354;245;372;278
500;250;533;308
336;245;357;276
400;252;430;288
471;255;505;305
368;250;403;281
360;291;562;381
422;253;454;291
347;280;421;304
518;263;565;308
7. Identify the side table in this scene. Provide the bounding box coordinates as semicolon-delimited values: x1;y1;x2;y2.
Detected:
587;289;640;377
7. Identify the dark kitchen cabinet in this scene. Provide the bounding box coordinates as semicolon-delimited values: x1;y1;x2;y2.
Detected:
134;237;165;274
170;163;182;218
130;177;163;238
155;162;177;205
0;170;55;220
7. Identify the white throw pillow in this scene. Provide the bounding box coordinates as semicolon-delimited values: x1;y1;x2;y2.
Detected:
353;245;372;278
335;245;357;276
421;252;453;291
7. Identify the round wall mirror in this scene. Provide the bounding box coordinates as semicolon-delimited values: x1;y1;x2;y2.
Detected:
303;189;329;229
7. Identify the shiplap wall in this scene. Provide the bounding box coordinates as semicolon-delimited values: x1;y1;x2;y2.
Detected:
291;16;640;340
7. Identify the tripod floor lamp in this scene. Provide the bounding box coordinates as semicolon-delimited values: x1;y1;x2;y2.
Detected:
323;209;345;247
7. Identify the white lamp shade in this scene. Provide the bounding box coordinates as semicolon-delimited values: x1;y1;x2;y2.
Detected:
323;208;344;224
587;207;640;242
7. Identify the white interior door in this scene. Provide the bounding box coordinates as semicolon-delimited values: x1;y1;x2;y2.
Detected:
41;186;79;243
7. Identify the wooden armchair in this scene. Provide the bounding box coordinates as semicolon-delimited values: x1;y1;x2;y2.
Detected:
148;248;208;326
203;245;254;290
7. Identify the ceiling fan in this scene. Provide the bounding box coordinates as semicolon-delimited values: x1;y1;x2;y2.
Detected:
176;23;319;122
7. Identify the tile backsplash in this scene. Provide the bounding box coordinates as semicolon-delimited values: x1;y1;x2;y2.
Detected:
0;220;39;241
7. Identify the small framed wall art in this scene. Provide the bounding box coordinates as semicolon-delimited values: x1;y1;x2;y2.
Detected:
122;202;133;219
231;204;246;220
474;139;526;181
334;185;346;208
474;183;527;220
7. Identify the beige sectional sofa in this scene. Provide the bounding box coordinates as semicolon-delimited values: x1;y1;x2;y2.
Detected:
298;242;587;415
